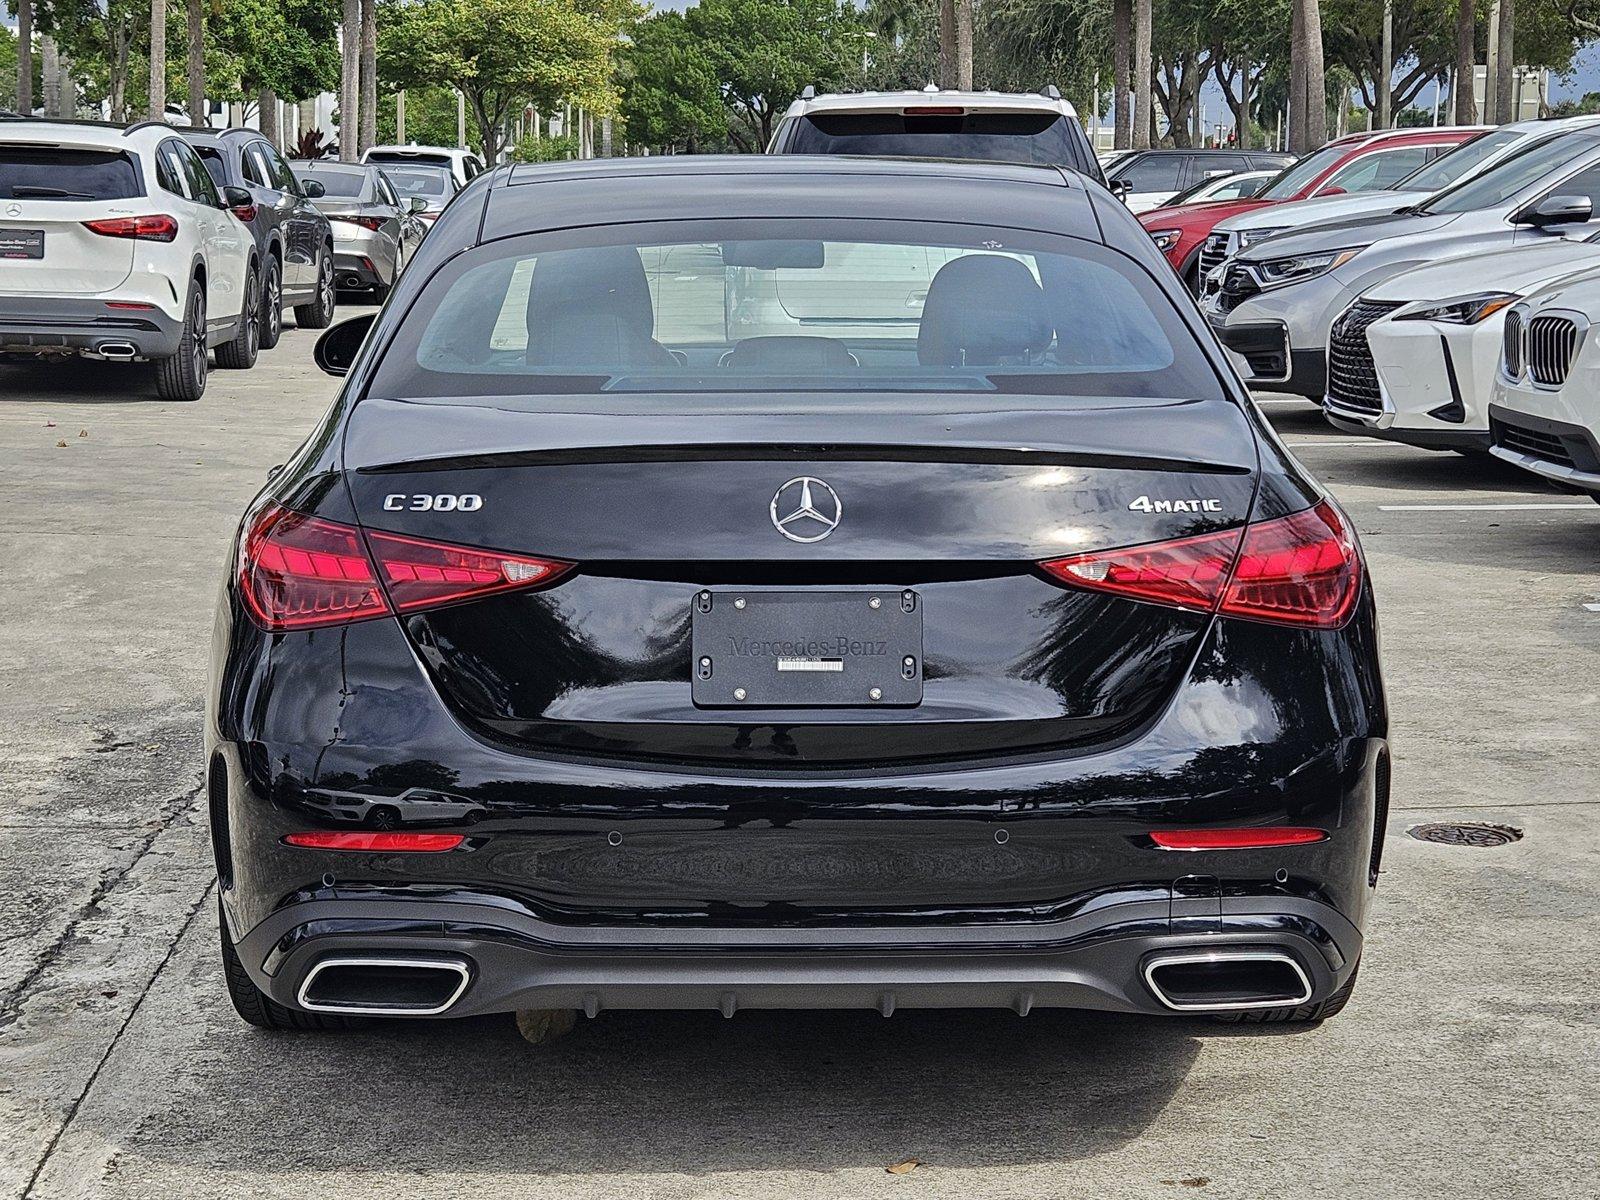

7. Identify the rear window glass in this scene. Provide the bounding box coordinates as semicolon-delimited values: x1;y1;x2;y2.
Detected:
368;151;452;167
294;168;366;197
195;147;228;189
367;220;1222;403
384;167;453;197
786;112;1080;166
0;147;141;201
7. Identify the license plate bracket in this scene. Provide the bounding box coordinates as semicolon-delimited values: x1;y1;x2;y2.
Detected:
690;588;924;708
0;229;44;260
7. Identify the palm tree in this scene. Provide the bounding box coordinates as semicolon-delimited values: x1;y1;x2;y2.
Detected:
1454;0;1476;122
187;0;205;126
15;0;32;115
340;0;360;159
1113;0;1131;149
1133;0;1152;148
359;0;377;153
1302;0;1326;146
149;0;168;119
1494;0;1515;122
954;0;972;88
938;0;956;87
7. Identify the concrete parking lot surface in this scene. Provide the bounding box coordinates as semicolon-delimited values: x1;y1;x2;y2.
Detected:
1;328;1596;1199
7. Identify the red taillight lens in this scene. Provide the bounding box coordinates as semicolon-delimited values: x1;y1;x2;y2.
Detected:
238;503;571;631
1040;500;1361;629
230;203;258;222
82;214;179;242
367;527;569;612
1221;500;1362;627
1150;827;1328;850
283;832;464;851
1041;526;1240;614
330;214;385;231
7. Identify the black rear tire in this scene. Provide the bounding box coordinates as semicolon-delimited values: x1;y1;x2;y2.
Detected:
258;255;283;350
215;263;260;370
154;284;207;401
219;895;366;1031
1211;961;1360;1025
293;247;336;329
371;280;392;304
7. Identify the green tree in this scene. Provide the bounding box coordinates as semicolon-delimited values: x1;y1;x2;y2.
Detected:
620;9;728;152
379;0;634;163
683;0;865;150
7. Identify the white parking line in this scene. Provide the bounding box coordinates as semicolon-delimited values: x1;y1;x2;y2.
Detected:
1377;503;1594;511
1284;439;1411;448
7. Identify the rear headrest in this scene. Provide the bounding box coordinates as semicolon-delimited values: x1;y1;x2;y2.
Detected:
917;255;1054;367
722;336;856;371
525;246;656;363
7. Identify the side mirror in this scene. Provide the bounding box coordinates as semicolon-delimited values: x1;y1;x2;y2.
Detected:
1318;186;1347;197
302;178;327;199
408;195;429;214
1203;168;1232;179
1109;177;1133;201
314;313;375;377
221;184;253;211
1515;194;1593;228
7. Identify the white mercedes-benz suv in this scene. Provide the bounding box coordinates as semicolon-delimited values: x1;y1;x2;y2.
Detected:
0;118;257;400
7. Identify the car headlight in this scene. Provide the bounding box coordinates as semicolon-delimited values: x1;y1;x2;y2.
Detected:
1148;229;1182;254
1253;246;1367;290
1395;292;1518;325
1236;226;1286;251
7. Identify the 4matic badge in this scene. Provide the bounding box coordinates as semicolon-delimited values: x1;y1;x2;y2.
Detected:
1128;495;1224;514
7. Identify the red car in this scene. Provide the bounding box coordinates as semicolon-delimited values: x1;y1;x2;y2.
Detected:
1139;126;1489;292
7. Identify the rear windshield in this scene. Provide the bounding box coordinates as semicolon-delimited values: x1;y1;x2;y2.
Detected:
785;112;1080;166
368;151;452;167
0;146;142;201
366;219;1223;402
385;167;453;197
295;168;366;197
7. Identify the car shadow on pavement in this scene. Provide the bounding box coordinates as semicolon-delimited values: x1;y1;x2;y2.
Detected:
150;1007;1235;1174
0;358;178;404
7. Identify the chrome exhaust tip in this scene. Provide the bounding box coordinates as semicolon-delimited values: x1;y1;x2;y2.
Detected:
297;956;471;1016
96;342;138;360
1143;949;1313;1013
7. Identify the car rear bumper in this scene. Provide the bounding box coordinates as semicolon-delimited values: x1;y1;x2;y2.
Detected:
227;887;1365;1018
1209;318;1326;396
333;250;389;289
0;295;183;358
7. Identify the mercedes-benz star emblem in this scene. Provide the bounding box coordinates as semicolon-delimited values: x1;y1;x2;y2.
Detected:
4;204;20;218
769;476;842;543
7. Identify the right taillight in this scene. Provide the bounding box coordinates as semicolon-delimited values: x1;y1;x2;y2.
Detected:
1041;499;1361;629
82;214;179;242
238;503;571;631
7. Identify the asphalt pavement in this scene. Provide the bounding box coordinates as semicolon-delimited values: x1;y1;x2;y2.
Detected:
0;329;1596;1199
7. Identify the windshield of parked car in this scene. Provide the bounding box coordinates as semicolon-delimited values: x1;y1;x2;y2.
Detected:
294;167;366;197
384;167;453;197
0;146;141;201
785;112;1080;165
1422;133;1600;213
1256;144;1347;200
1393;128;1520;192
368;221;1225;402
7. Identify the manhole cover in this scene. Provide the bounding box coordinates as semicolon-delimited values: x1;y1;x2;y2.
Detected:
1408;822;1523;848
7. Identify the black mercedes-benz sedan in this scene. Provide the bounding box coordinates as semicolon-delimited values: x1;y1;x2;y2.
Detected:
208;156;1387;1033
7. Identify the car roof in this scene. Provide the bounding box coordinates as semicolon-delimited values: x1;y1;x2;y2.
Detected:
366;144;471;158
485;154;1105;244
0;119;175;148
785;88;1078;119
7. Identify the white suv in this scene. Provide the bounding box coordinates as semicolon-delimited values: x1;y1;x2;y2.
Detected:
362;144;486;189
0;118;258;399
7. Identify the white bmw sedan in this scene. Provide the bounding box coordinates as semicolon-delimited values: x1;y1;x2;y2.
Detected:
1322;237;1600;452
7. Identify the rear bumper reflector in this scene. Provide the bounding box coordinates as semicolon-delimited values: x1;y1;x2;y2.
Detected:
1149;828;1328;850
283;832;465;852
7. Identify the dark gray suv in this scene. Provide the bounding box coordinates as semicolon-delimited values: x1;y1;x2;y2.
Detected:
183;128;336;349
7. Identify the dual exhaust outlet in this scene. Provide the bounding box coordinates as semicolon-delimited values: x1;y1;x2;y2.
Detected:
294;948;1315;1018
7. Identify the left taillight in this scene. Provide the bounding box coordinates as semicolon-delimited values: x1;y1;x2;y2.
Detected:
82;214;180;242
238;503;571;631
1040;499;1362;629
330;214;385;232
